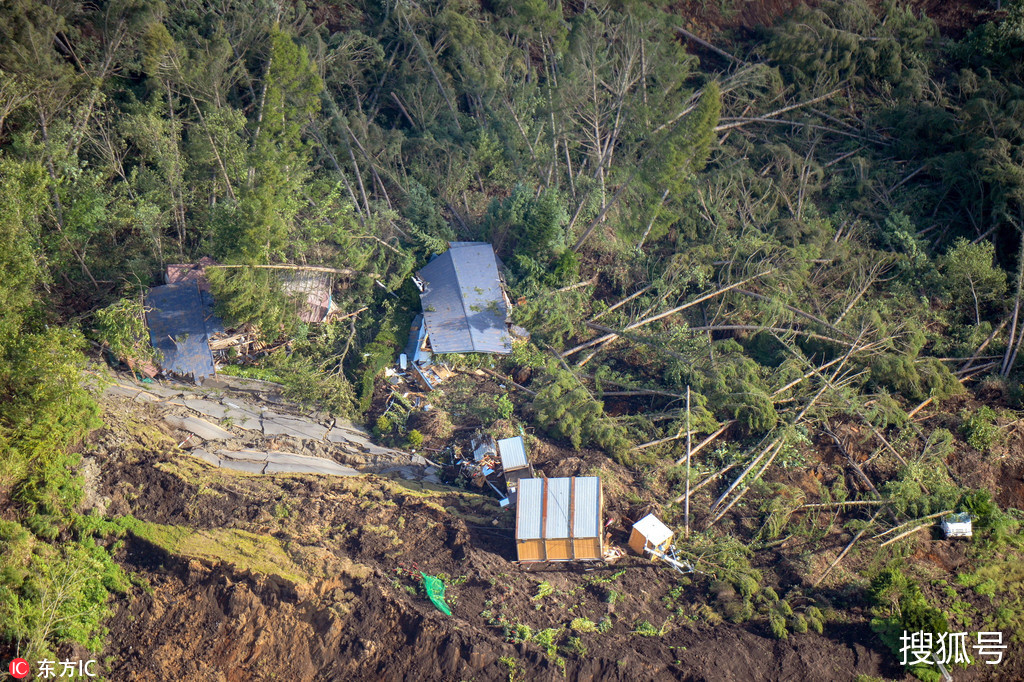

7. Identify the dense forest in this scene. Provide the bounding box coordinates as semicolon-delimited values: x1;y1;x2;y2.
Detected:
3;0;1024;678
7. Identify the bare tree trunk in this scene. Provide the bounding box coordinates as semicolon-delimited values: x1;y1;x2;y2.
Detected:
684;386;692;538
1004;234;1024;376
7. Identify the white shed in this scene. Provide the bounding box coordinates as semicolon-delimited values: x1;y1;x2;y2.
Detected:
629;514;674;555
941;512;973;538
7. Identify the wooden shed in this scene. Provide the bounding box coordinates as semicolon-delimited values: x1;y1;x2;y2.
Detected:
629;514;674;555
515;477;603;562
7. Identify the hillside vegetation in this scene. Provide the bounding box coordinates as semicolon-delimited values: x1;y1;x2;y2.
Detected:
2;0;1024;677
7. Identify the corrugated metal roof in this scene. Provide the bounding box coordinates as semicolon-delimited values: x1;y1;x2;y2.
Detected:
545;477;572;539
573;477;602;539
146;282;223;382
516;477;603;543
632;513;672;546
417;242;511;354
517;478;545;540
497;436;528;471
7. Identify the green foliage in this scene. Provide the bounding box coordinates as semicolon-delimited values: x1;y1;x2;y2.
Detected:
406;429;424;448
767;0;935;93
870;567;948;641
533;580;555;600
869;326;964;402
631;619;669;637
882;462;961;519
494;394;515;420
768;611;788;640
94;296;159;368
234;29;323;262
569;617;598;633
207;267;304;340
961;406;999;452
939;239;1007;324
220;348;357;419
643;82;722;243
532;365;633;461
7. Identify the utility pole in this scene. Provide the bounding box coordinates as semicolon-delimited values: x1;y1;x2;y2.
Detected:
684;385;692;538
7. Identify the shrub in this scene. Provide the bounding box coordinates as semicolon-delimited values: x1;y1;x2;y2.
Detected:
570;617;598;633
961;406;999;451
407;430;424;448
768;611;788;639
93;297;158;368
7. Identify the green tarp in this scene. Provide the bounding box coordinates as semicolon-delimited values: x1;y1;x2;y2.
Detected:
420;572;452;616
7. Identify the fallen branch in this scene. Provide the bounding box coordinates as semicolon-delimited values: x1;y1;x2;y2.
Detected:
334;306;368;321
873;510;953;541
960;318;1008;374
906;397;933;420
566;271;772;358
878;522;935;547
675;420;735;465
209;264;375;277
713;89;843;133
634;428;700;452
588;284;654;323
674;27;744;64
800;500;888;509
735;289;852;339
480;368;537;397
673;463;738;504
812;508;885;587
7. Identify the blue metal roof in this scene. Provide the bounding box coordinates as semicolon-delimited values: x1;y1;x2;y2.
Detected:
417;243;511;354
146;282;223;382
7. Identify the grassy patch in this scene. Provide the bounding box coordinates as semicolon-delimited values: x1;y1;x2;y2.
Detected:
127;520;307;583
958;559;1024;639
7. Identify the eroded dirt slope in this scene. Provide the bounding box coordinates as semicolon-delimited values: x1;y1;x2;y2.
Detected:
88;380;912;682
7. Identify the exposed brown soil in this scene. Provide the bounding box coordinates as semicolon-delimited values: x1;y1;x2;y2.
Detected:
88;393;919;682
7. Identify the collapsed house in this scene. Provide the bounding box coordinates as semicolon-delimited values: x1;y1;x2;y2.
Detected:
515;476;604;562
279;269;335;324
404;242;516;389
145;260;337;382
145;279;224;383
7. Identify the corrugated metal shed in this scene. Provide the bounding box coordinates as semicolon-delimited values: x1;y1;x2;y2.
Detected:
573;477;602;538
146;281;224;382
497;436;528;471
417;243;511;354
516;477;603;562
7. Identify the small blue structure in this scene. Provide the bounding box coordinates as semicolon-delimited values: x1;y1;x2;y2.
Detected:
146;281;223;382
417;242;511;355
